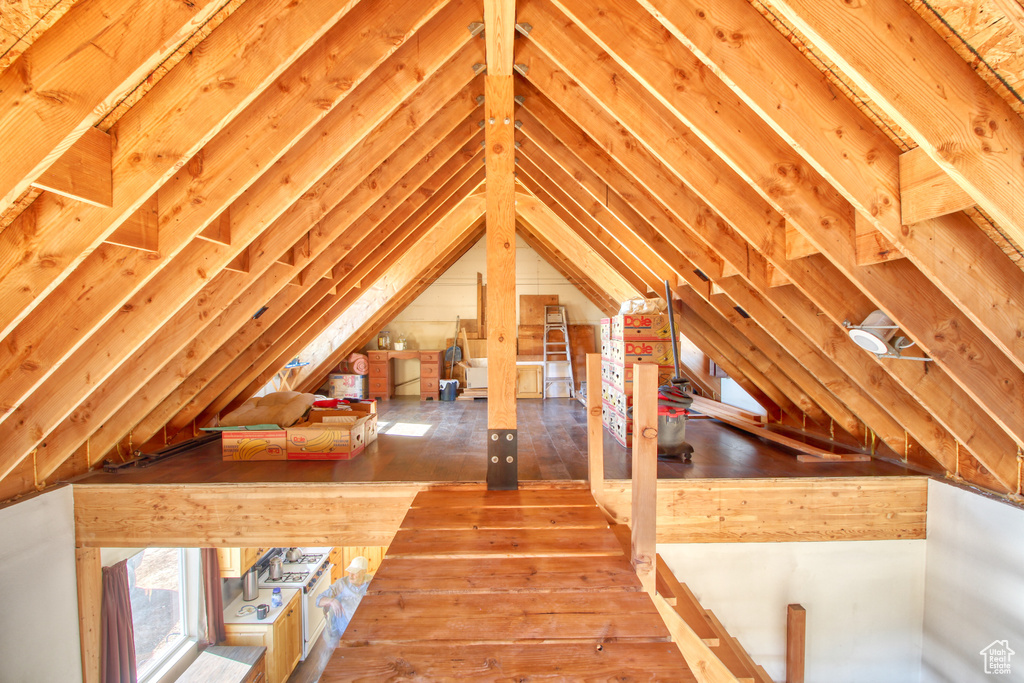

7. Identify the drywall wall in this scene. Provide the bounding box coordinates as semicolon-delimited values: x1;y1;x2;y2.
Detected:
922;480;1024;682
720;377;768;415
373;235;605;395
0;487;82;682
659;539;925;682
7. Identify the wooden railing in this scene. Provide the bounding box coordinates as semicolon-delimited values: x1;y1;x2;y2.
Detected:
588;355;776;683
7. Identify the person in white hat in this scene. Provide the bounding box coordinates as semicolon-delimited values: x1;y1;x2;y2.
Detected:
316;556;371;641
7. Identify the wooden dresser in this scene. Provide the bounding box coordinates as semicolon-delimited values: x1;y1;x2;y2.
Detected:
368;350;442;400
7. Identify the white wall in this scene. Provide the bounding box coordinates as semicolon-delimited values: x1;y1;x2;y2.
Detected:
659;540;926;682
922;480;1024;682
0;487;82;682
720;377;768;416
378;235;605;395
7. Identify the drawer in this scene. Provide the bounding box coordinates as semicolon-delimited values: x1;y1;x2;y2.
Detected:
420;363;439;378
369;378;390;394
369;363;388;378
420;378;439;392
368;351;389;362
420;351;441;363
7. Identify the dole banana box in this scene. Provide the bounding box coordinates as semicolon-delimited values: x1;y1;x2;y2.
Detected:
606;339;675;366
600;318;611;341
601;382;632;415
222;430;287;461
601;401;633;447
286;418;366;460
603;363;675;392
611;313;675;341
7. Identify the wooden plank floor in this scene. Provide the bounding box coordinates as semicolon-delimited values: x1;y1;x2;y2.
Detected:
78;397;922;485
321;487;695;681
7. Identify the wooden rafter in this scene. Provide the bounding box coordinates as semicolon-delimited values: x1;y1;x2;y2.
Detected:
769;0;1024;251
516;23;1020;491
0;0;225;214
0;0;360;341
0;48;485;483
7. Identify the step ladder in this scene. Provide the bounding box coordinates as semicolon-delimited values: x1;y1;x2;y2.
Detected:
543;305;575;398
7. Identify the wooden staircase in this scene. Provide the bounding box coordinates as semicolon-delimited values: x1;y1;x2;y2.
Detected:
321;487;695;680
652;551;773;683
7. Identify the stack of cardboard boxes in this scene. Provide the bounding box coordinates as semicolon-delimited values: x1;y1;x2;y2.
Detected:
221;401;378;461
600;314;677;447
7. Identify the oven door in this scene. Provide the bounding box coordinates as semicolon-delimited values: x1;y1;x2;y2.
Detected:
304;564;333;657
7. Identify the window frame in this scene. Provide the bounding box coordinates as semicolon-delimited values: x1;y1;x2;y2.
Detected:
128;547;202;683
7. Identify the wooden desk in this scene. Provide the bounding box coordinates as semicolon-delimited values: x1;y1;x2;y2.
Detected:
368;350;442;400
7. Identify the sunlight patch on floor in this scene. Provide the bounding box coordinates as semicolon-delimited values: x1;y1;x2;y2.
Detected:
376;421;431;437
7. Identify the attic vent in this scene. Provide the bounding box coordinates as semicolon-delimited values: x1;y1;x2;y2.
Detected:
693;269;710;282
733;306;750;319
253;306;269;319
842;310;932;361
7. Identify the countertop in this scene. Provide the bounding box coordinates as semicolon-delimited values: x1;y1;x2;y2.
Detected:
177;646;265;683
223;587;299;625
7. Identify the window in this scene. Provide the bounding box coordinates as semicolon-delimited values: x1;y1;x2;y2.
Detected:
126;548;201;682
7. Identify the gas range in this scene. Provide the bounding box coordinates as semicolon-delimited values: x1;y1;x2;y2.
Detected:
262;572;309;585
257;547;333;594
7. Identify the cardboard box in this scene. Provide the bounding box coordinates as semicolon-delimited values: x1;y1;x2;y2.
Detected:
464;358;488;388
222;430;287;461
329;373;368;399
601;400;633;447
605;338;675;366
601;382;633;415
602;363;675;393
286;420;365;460
611;313;676;341
222;414;373;461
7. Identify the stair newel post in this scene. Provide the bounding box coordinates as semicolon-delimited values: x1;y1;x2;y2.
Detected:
631;362;658;593
586;353;604;498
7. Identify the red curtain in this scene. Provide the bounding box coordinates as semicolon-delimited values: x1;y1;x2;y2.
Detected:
101;559;137;683
202;549;226;644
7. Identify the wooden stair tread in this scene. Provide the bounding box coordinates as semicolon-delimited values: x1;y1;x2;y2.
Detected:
654;557;720;647
411;488;599;508
322;642;695;681
387;528;625;558
343;592;672;643
400;504;610;530
368;556;644;594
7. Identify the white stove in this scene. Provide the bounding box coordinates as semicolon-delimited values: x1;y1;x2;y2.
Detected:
257;547;334;660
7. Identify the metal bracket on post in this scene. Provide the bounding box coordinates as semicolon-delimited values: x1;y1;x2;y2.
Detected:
487;429;518;490
513;63;529;76
468;21;485;37
472;63;487;76
515;95;525;105
515;22;533;36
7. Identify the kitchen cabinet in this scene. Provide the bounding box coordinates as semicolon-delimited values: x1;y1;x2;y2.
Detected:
218;547;267;578
329;546;386;583
224;590;302;683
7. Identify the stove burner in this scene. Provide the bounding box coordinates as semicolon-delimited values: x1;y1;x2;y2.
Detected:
263;572;308;584
295;553;324;564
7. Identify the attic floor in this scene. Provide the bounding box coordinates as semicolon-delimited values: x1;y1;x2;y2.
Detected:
79;397;919;485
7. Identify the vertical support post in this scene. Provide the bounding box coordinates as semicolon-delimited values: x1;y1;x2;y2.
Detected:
587;353;604;497
632;362;658;593
76;547;102;683
484;0;518;490
787;603;806;683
